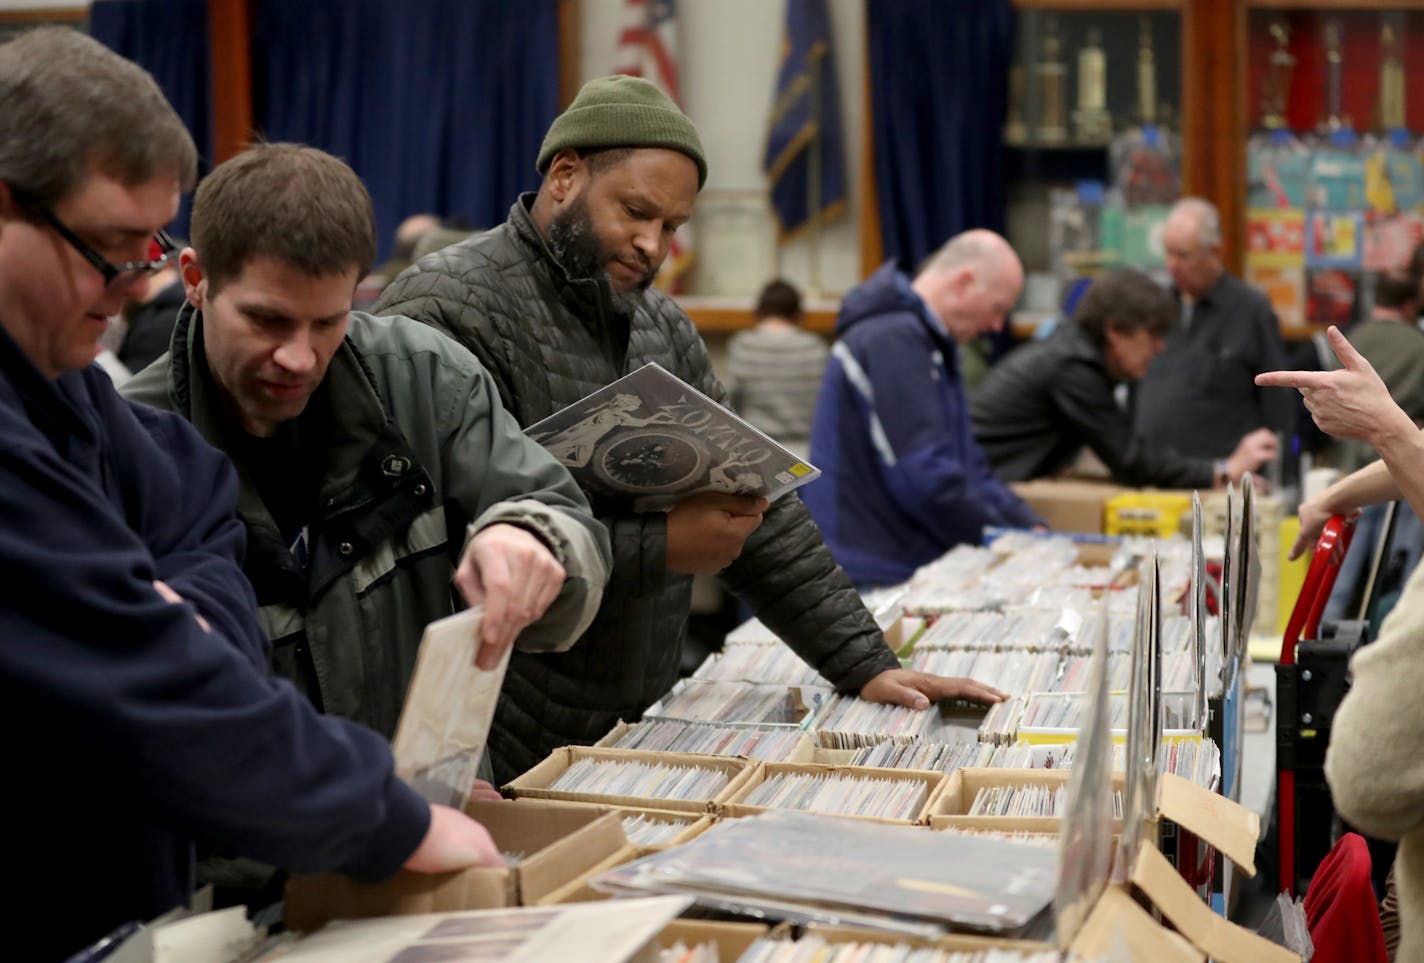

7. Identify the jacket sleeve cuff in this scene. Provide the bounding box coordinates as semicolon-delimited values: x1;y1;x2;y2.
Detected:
466;500;571;566
831;643;903;694
343;780;431;882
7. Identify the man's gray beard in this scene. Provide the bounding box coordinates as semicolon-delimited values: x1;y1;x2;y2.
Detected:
547;199;654;315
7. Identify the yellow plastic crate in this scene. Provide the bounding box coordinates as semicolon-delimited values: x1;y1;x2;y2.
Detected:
1104;492;1193;538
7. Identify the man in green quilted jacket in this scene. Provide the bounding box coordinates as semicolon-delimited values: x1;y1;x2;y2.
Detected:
376;75;1005;783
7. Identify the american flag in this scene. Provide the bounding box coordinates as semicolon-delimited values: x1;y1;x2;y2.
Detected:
616;0;693;293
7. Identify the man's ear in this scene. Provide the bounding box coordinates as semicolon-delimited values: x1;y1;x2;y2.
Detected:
179;248;207;310
545;149;586;204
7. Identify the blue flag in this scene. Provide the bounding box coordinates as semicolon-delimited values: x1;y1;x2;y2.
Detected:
764;0;846;239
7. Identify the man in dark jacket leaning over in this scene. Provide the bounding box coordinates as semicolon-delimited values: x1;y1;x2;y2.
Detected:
376;75;1005;783
125;143;610;745
0;30;502;959
971;268;1277;489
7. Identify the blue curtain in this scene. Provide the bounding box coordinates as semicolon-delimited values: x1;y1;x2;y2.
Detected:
255;0;559;261
867;0;1014;272
88;0;212;238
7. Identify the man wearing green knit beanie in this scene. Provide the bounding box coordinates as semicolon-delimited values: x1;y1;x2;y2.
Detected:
376;76;1007;785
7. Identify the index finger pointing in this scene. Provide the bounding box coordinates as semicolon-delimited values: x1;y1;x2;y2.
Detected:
1255;369;1333;390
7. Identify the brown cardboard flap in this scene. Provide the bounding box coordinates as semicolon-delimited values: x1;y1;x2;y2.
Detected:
804;924;1055;954
473;800;628;904
810;746;860;766
1010;479;1129;534
1156;772;1259;876
283;799;625;931
721;762;944;825
658;920;770;960
1069;885;1204;962
1131;845;1299;963
592;720;632;748
518;800;712;854
530;844;639;905
783;732;818;763
284;866;514;933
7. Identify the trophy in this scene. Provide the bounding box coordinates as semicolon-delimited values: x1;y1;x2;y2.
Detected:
1380;19;1405;131
1136;17;1158;127
1073;27;1113;144
1005;63;1028;145
1322;21;1348;133
1035;16;1068;144
1260;21;1295;130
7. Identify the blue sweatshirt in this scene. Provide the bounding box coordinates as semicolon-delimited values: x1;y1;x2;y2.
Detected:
804;264;1042;586
0;324;429;960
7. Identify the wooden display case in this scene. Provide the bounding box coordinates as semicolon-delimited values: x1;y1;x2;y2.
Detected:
1235;1;1424;336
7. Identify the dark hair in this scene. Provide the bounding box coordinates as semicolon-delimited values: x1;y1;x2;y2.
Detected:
0;28;197;208
191;143;376;294
755;279;803;321
1375;266;1421;311
1072;268;1176;348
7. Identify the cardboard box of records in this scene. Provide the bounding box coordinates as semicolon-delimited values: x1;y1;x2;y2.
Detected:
514;799;715;857
803;923;1055;955
928;767;1126;834
284;798;628;932
503;746;755;815
721;761;945;825
1064;773;1295;963
656;919;771;961
596;720;863;767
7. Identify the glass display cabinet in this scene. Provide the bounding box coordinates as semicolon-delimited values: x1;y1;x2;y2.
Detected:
1239;2;1424;335
1005;1;1195;329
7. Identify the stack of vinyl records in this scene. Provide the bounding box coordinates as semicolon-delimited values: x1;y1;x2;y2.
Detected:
609;720;806;761
812;694;935;749
548;758;731;803
851;742;994;773
733;939;1064;962
967;783;1123;819
739;771;931;821
691;644;828;687
645;680;820;728
910;650;1063;695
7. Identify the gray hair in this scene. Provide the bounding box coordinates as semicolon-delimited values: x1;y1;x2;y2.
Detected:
0;28;197;209
1169;197;1222;247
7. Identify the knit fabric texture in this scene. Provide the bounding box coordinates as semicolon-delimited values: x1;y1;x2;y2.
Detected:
536;74;707;187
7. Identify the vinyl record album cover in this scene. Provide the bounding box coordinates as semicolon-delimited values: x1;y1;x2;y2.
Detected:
526;362;819;511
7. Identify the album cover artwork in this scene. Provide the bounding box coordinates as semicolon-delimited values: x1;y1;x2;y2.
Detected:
527;362;819;511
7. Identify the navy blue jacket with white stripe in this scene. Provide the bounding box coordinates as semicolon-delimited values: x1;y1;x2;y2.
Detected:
804;263;1042;587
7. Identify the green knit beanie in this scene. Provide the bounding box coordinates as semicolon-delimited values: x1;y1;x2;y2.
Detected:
536;75;707;188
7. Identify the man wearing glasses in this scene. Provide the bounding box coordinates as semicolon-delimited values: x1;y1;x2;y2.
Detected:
0;29;505;960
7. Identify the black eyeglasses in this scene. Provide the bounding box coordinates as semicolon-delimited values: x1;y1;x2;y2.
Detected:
30;205;175;290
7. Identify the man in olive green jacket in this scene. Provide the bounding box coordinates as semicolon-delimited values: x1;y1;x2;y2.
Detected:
123;144;610;740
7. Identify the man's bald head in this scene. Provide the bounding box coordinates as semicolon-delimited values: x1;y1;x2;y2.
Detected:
393;213;441;261
913;229;1024;343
